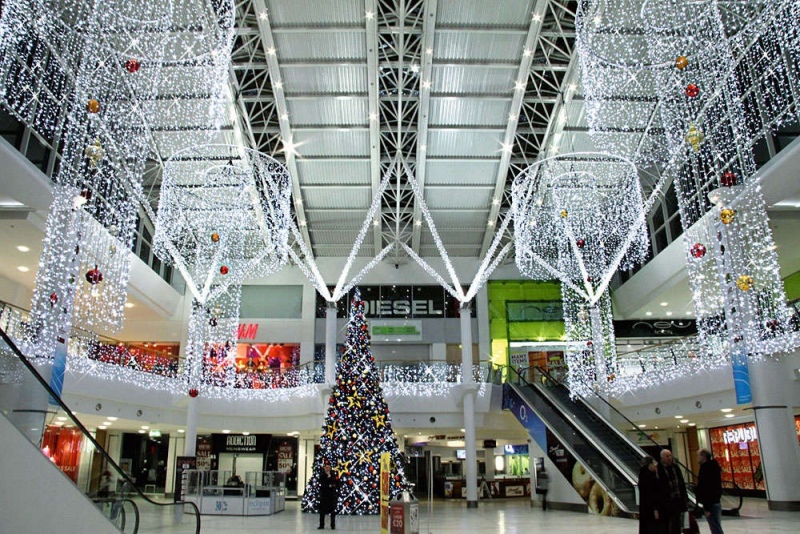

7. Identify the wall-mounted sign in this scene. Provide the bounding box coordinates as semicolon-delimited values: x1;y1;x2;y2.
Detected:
722;424;758;445
316;285;475;319
371;320;422;341
237;323;259;340
211;433;271;454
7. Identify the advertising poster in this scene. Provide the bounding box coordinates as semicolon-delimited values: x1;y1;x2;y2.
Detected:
174;456;196;503
545;429;629;517
380;452;390;534
277;441;294;473
196;437;212;471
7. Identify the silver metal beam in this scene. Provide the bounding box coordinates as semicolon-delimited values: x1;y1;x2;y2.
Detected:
365;0;382;256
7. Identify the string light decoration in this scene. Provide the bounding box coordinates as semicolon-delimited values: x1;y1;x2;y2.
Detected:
154;145;292;395
575;0;668;166
12;0;235;359
637;0;798;360
512;153;649;394
302;290;409;515
381;363;488;398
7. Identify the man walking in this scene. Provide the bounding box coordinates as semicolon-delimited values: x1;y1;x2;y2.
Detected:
659;449;688;534
696;449;724;534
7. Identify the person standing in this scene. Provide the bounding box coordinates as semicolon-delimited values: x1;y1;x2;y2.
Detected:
659;449;688;534
318;463;338;530
696;449;724;534
638;456;668;534
536;467;550;511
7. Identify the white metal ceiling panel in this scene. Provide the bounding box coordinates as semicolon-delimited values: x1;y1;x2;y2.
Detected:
434;31;525;62
296;159;371;185
424;187;493;209
426;129;505;157
286;97;369;127
421;230;484;246
432;65;516;94
267;0;364;26
273;32;366;61
426;211;489;228
419;245;482;257
291;129;370;157
425;159;499;185
282;65;368;94
302;186;372;209
436;0;535;27
429;97;510;127
305;210;369;226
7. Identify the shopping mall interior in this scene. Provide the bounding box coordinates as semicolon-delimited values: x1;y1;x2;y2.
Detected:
0;0;799;532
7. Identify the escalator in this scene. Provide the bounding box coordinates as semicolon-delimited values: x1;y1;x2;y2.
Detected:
0;326;201;533
501;366;647;514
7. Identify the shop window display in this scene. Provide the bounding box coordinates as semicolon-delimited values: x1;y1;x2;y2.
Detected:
202;342;301;389
708;424;765;493
41;425;83;483
88;341;180;378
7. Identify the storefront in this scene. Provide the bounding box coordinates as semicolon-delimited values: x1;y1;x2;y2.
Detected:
708;422;765;496
41;425;84;483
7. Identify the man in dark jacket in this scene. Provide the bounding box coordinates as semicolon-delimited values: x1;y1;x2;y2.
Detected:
696;449;724;534
659;449;688;534
318;463;338;530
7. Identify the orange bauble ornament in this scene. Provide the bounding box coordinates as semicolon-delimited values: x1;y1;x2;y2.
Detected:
211;232;220;243
86;99;101;113
675;56;689;70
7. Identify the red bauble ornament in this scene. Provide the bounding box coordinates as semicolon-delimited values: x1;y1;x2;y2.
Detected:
720;171;737;187
360;324;367;331
125;59;141;73
219;265;229;275
586;341;593;347
49;292;58;307
690;243;707;258
685;84;699;98
189;388;198;398
766;319;779;332
85;265;104;285
576;238;585;248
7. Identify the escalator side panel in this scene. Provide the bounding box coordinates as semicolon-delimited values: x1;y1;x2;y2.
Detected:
504;383;637;517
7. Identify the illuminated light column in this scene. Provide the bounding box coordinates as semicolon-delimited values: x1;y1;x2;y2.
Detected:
325;302;338;385
460;302;478;508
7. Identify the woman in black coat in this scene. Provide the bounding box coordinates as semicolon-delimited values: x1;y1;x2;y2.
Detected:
639;456;668;534
318;464;338;530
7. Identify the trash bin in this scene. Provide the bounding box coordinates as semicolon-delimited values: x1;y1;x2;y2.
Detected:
389;490;419;534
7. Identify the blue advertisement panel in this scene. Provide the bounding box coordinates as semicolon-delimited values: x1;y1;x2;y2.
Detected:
48;336;68;405
731;347;752;405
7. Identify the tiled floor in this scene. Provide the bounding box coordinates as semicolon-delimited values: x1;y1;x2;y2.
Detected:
192;498;799;533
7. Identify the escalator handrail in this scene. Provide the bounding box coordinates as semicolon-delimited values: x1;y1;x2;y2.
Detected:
92;498;140;533
533;365;701;485
505;381;639;514
0;326;201;534
530;366;649;470
504;366;640;489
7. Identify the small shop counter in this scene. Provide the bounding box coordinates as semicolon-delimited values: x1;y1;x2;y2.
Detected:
184;471;286;516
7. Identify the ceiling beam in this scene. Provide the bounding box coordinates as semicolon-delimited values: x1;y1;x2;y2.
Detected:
252;0;313;251
365;0;382;256
477;0;550;257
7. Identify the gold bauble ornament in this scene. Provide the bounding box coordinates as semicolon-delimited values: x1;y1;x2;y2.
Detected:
736;275;754;291
685;123;704;152
211;232;220;243
559;209;568;218
84;138;105;167
675;56;689;71
719;208;736;225
86;99;101;113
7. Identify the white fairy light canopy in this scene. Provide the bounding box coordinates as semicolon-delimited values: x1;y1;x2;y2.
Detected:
153;145;292;304
512;153;649;304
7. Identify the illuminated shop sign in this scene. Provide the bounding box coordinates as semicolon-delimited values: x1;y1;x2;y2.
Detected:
316;285;475;319
722;425;757;445
237;323;259;340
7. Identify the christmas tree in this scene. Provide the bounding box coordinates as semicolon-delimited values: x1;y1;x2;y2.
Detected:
302;289;408;515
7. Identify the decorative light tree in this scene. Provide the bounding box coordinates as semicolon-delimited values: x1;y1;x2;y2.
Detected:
302;289;408;515
153;145;292;398
512;153;649;395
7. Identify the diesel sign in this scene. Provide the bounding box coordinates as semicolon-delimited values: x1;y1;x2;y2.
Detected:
362;299;442;317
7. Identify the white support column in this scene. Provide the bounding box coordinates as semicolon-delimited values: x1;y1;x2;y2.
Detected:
183;397;198;456
325;302;338;385
460;302;478;508
748;357;800;510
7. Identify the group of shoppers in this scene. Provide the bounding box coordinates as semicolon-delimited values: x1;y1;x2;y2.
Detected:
638;448;724;534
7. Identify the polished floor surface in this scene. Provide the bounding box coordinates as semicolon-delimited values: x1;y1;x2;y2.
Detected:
194;498;798;533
